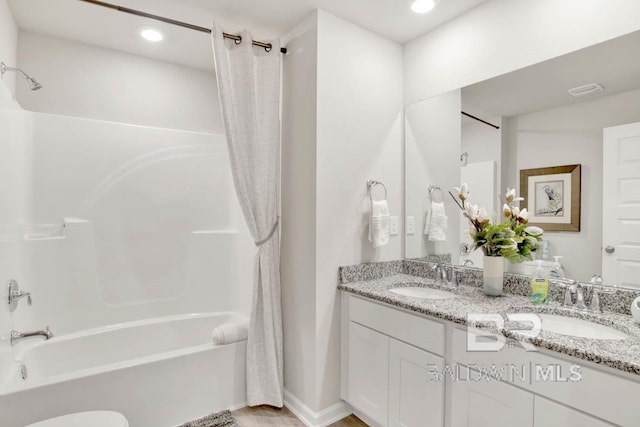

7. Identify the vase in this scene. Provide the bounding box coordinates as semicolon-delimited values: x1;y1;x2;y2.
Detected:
483;255;504;296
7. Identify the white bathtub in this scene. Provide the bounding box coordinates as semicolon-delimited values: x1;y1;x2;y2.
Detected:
0;312;247;427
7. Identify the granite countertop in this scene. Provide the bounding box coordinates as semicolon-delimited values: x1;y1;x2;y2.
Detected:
338;273;640;376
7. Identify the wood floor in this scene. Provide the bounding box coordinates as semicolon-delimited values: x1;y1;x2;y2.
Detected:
232;405;368;426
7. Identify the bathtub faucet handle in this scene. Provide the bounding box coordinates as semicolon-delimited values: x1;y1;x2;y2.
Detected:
7;279;32;312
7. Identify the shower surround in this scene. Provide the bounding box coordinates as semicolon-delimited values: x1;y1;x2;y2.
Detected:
0;86;253;426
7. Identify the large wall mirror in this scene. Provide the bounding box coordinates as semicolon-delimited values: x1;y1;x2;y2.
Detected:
405;29;640;288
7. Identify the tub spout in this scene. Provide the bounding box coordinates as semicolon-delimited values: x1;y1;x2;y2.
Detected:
10;326;53;346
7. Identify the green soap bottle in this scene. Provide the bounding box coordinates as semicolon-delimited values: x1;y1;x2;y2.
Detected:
531;261;549;305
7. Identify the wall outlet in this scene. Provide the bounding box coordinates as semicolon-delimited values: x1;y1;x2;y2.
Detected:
389;216;399;235
406;216;415;234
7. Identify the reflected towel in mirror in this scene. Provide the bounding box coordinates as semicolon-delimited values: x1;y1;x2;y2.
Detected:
424;201;447;241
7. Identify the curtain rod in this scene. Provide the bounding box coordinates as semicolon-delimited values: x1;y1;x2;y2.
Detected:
78;0;287;54
461;111;500;129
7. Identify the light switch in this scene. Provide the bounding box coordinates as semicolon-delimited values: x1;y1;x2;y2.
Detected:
389;216;399;235
406;216;415;235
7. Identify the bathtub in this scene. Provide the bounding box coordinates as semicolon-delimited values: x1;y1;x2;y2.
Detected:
0;312;247;427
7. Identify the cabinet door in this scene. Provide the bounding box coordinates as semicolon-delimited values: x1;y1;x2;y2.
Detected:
451;365;534;427
389;339;444;427
348;322;389;426
534;396;615;427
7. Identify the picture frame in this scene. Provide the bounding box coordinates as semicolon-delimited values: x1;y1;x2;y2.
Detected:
520;164;581;232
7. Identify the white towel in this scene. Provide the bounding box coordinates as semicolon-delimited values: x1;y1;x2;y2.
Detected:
424;201;448;242
212;321;249;345
369;199;390;248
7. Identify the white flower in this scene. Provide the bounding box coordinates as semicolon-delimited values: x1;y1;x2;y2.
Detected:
465;203;479;221
477;207;490;224
503;204;512;217
505;187;525;203
524;226;543;236
454;183;469;201
518;208;529;221
511;206;520;217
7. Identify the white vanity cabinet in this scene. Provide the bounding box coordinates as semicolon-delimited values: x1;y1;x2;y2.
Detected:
341;292;640;427
348;322;390;425
533;397;615;427
450;367;534;427
342;294;446;427
389;339;444;427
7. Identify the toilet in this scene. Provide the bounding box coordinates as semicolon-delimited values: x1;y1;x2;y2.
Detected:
25;411;129;427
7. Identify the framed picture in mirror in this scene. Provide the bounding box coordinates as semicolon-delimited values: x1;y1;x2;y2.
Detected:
520;164;581;232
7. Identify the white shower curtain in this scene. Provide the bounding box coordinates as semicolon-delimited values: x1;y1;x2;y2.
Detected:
212;28;283;407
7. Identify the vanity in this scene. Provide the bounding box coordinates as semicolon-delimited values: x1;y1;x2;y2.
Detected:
338;262;640;427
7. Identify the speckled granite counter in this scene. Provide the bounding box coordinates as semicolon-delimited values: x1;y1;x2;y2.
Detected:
338;271;640;376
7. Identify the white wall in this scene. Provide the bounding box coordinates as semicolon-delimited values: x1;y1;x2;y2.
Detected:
404;0;640;105
315;9;403;411
16;31;223;133
505;88;640;282
405;91;461;260
0;0;18;97
281;9;403;416
281;12;319;412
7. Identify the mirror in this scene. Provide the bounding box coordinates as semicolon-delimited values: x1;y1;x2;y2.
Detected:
405;29;640;288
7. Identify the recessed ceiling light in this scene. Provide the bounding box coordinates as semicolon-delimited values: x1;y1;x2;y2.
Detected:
411;0;437;14
140;28;164;42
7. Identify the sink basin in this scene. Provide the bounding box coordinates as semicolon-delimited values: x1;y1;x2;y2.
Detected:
388;286;456;300
536;313;628;340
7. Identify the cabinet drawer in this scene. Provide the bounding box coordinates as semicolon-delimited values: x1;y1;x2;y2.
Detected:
349;295;445;355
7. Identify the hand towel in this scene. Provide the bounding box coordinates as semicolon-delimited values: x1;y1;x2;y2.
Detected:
369;199;390;248
212;321;249;345
424;201;448;242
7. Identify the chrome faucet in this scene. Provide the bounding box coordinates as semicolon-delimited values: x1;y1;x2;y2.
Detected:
10;327;53;346
7;280;32;312
431;263;450;285
573;283;587;311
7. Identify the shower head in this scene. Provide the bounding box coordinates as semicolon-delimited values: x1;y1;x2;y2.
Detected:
0;62;43;91
27;77;43;91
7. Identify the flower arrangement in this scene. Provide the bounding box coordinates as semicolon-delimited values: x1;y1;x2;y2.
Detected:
450;184;544;262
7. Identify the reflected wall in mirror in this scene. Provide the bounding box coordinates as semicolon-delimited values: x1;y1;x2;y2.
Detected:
405;29;640;288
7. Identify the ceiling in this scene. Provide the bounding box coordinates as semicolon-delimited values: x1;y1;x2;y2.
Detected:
462;29;640;118
8;0;487;71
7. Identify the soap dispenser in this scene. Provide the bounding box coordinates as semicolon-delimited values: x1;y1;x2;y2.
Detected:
549;256;565;279
531;261;549;305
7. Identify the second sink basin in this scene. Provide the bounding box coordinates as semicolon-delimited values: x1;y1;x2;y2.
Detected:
536;313;628;340
389;286;456;300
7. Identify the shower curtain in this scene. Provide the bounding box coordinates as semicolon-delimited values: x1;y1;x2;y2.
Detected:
212;28;283;407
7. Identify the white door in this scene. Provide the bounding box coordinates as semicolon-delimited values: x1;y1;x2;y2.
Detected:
348;322;390;426
603;122;640;287
534;396;614;427
389;339;444;427
450;365;534;427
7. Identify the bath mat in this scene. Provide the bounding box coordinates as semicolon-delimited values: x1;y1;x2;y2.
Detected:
177;409;240;427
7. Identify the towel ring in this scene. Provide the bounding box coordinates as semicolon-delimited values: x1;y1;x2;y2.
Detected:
367;180;387;202
428;185;444;203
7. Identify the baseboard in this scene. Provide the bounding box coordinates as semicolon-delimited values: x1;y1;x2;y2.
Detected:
228;401;248;412
283;389;353;427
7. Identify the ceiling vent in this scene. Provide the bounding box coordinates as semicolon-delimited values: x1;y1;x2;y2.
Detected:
568;83;604;97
